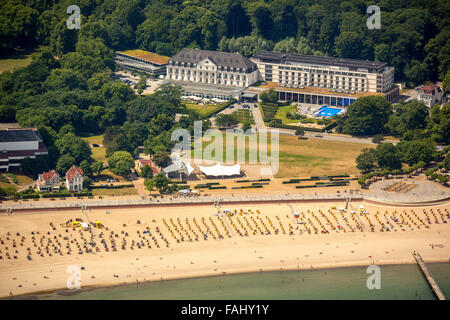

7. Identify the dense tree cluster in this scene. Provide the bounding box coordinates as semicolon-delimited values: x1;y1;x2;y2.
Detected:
356;139;437;173
336;99;449;144
348;98;448;177
1;0;448;86
1;0;448;184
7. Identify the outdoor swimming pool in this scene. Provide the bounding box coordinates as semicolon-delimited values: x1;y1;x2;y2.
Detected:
317;106;344;117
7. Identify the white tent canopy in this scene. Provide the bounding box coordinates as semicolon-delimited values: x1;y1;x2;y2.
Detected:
163;161;194;176
198;163;241;177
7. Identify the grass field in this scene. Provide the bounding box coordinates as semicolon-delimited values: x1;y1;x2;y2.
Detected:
13;173;34;185
275;135;371;178
0;181;17;191
0;50;33;73
274;105;301;124
92;187;137;196
232;109;254;124
193;132;372;178
1;172;34;186
183;102;224;117
82;135;106;162
97;170;128;182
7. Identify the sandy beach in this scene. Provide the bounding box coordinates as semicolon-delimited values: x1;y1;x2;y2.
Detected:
0;201;449;298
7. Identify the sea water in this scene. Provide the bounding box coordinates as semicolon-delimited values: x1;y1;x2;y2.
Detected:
38;263;450;300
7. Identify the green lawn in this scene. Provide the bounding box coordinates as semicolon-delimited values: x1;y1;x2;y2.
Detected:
92;187;137;196
13;173;35;185
275;105;303;124
82;135;106;162
82;135;104;145
192;132;372;178
91;147;106;162
0;50;33;73
183;102;223;117
0;181;17;191
232;109;254;124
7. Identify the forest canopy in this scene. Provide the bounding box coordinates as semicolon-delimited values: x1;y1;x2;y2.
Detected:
0;0;449;86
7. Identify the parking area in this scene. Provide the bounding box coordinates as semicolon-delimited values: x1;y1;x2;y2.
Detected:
218;101;258;116
113;71;163;94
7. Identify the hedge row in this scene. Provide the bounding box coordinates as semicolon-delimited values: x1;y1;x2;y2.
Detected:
315;181;349;186
295;183;347;189
209;186;227;190
169;180;187;184
283;177;320;184
328;174;350;178
236;178;270;183
231;185;263;189
194;182;220;188
41;191;71;198
283;175;352;184
20;194;40;199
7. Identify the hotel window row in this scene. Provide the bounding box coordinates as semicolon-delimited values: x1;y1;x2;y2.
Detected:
251;51;396;94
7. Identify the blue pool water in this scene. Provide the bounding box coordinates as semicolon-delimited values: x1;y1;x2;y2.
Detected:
317;106;343;117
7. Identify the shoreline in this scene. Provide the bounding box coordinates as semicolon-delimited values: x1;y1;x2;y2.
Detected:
7;259;449;299
1;201;449;299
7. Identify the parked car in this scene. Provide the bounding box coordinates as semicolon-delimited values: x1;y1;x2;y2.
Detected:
315;134;323;138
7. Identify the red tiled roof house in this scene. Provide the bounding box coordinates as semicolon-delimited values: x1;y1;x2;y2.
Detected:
65;165;84;192
416;83;443;108
137;159;158;175
37;170;61;192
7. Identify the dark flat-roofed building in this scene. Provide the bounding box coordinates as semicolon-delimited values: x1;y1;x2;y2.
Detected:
0;128;48;172
251;51;399;104
167;48;259;100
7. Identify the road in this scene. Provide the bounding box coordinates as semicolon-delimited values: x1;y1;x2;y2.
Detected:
275;129;398;145
209;102;398;145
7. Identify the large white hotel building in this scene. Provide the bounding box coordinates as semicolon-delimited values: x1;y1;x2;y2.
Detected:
250;51;399;106
163;48;398;104
166;48;259;100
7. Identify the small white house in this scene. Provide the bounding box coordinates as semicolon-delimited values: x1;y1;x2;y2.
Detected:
65;165;84;192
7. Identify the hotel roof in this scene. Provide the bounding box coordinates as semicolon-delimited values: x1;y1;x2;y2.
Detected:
0;128;40;143
252;51;387;71
116;49;170;65
171;48;256;69
259;82;383;98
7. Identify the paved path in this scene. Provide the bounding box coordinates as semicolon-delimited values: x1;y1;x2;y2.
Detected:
366;179;448;204
1;193;361;212
209;102;397;145
251;105;266;130
271;128;398;145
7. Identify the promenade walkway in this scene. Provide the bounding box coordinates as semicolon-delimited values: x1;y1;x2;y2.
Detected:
413;251;446;300
1;192;360;212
